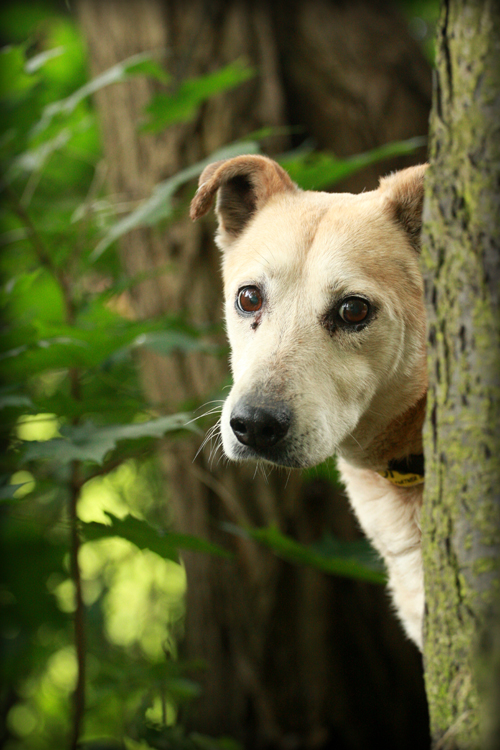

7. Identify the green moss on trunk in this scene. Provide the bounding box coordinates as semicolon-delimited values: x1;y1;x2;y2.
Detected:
421;1;500;748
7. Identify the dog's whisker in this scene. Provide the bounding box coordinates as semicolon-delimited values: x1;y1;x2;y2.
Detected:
193;399;225;413
193;420;222;462
208;430;223;467
188;411;223;428
210;441;225;470
186;406;223;426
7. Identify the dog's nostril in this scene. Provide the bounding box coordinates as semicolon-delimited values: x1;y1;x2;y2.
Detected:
230;417;248;436
230;402;291;451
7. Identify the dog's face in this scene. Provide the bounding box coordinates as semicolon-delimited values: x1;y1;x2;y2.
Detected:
191;156;427;469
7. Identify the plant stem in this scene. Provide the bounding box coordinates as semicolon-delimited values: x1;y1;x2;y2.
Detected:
69;461;85;750
68;346;85;749
7;186;76;323
9;188;89;748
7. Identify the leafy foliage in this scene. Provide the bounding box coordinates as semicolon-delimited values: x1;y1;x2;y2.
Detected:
83;512;231;562
141;58;254;133
224;524;386;585
23;415;196;465
0;10;242;749
91;140;260;259
280;136;427;191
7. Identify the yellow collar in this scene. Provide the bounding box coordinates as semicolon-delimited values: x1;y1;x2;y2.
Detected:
377;454;425;487
377;469;424;487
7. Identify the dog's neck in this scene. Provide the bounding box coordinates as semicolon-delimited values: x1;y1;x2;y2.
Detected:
339;393;427;472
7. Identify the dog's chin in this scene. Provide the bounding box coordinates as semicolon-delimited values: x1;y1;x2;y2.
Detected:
223;439;322;470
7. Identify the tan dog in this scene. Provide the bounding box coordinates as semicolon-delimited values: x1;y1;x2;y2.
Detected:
190;155;428;649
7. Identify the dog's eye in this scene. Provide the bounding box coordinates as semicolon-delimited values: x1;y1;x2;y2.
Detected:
237;286;263;314
339;297;369;324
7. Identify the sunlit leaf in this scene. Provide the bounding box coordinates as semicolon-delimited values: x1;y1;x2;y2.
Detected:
223;523;386;584
0;476;26;502
91;140;260;259
141;60;254;133
23;414;197;465
82;512;231;561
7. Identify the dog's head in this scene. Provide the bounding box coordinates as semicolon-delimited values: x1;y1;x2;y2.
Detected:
191;155;427;468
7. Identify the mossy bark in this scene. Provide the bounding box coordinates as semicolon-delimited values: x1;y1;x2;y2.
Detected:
421;2;500;748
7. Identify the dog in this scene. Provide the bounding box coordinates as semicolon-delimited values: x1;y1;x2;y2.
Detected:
190;154;428;649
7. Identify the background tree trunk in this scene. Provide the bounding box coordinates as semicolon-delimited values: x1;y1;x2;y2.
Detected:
77;1;432;747
421;1;500;748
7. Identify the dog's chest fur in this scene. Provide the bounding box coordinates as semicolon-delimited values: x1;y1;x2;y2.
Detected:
338;459;424;646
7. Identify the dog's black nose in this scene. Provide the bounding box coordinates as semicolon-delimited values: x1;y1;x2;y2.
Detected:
230;401;291;450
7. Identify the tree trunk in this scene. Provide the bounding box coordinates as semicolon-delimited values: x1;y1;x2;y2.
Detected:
77;2;432;747
420;2;500;748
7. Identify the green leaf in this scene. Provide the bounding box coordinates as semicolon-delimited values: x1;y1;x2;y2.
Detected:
91;140;260;259
0;44;36;99
136;331;220;357
0;476;26;502
223;523;386;584
22;414;197;466
82;512;231;561
137;724;242;750
35;51;169;134
7;127;72;181
302;455;341;486
24;46;65;74
141;60;254;133
0;319;164;379
0;393;33;410
280;136;427;190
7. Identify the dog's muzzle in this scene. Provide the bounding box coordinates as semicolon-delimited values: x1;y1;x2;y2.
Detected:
230;399;291;452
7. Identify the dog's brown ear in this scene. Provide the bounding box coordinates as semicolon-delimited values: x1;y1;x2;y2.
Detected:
190;154;296;248
379;164;428;252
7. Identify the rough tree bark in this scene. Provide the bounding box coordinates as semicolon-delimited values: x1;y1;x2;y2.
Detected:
77;2;432;747
421;2;500;749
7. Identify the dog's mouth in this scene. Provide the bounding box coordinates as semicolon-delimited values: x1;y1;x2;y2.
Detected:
230;441;307;469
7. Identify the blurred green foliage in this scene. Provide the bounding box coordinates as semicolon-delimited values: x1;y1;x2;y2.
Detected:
0;2;436;748
0;6;239;748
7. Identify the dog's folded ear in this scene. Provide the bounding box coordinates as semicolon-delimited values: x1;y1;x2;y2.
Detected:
379;164;428;252
190;154;296;248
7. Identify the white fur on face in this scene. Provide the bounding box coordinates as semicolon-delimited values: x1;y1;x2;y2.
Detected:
219;189;426;469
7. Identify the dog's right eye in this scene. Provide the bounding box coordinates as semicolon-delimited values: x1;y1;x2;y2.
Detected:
237;286;263;314
339;297;369;324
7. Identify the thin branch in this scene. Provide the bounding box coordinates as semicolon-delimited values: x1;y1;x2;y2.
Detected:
68;461;85;750
6;185;58;274
9;184;88;748
6;185;76;323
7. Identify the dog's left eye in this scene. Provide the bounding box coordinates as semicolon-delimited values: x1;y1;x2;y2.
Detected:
237;286;263;314
339;297;370;324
